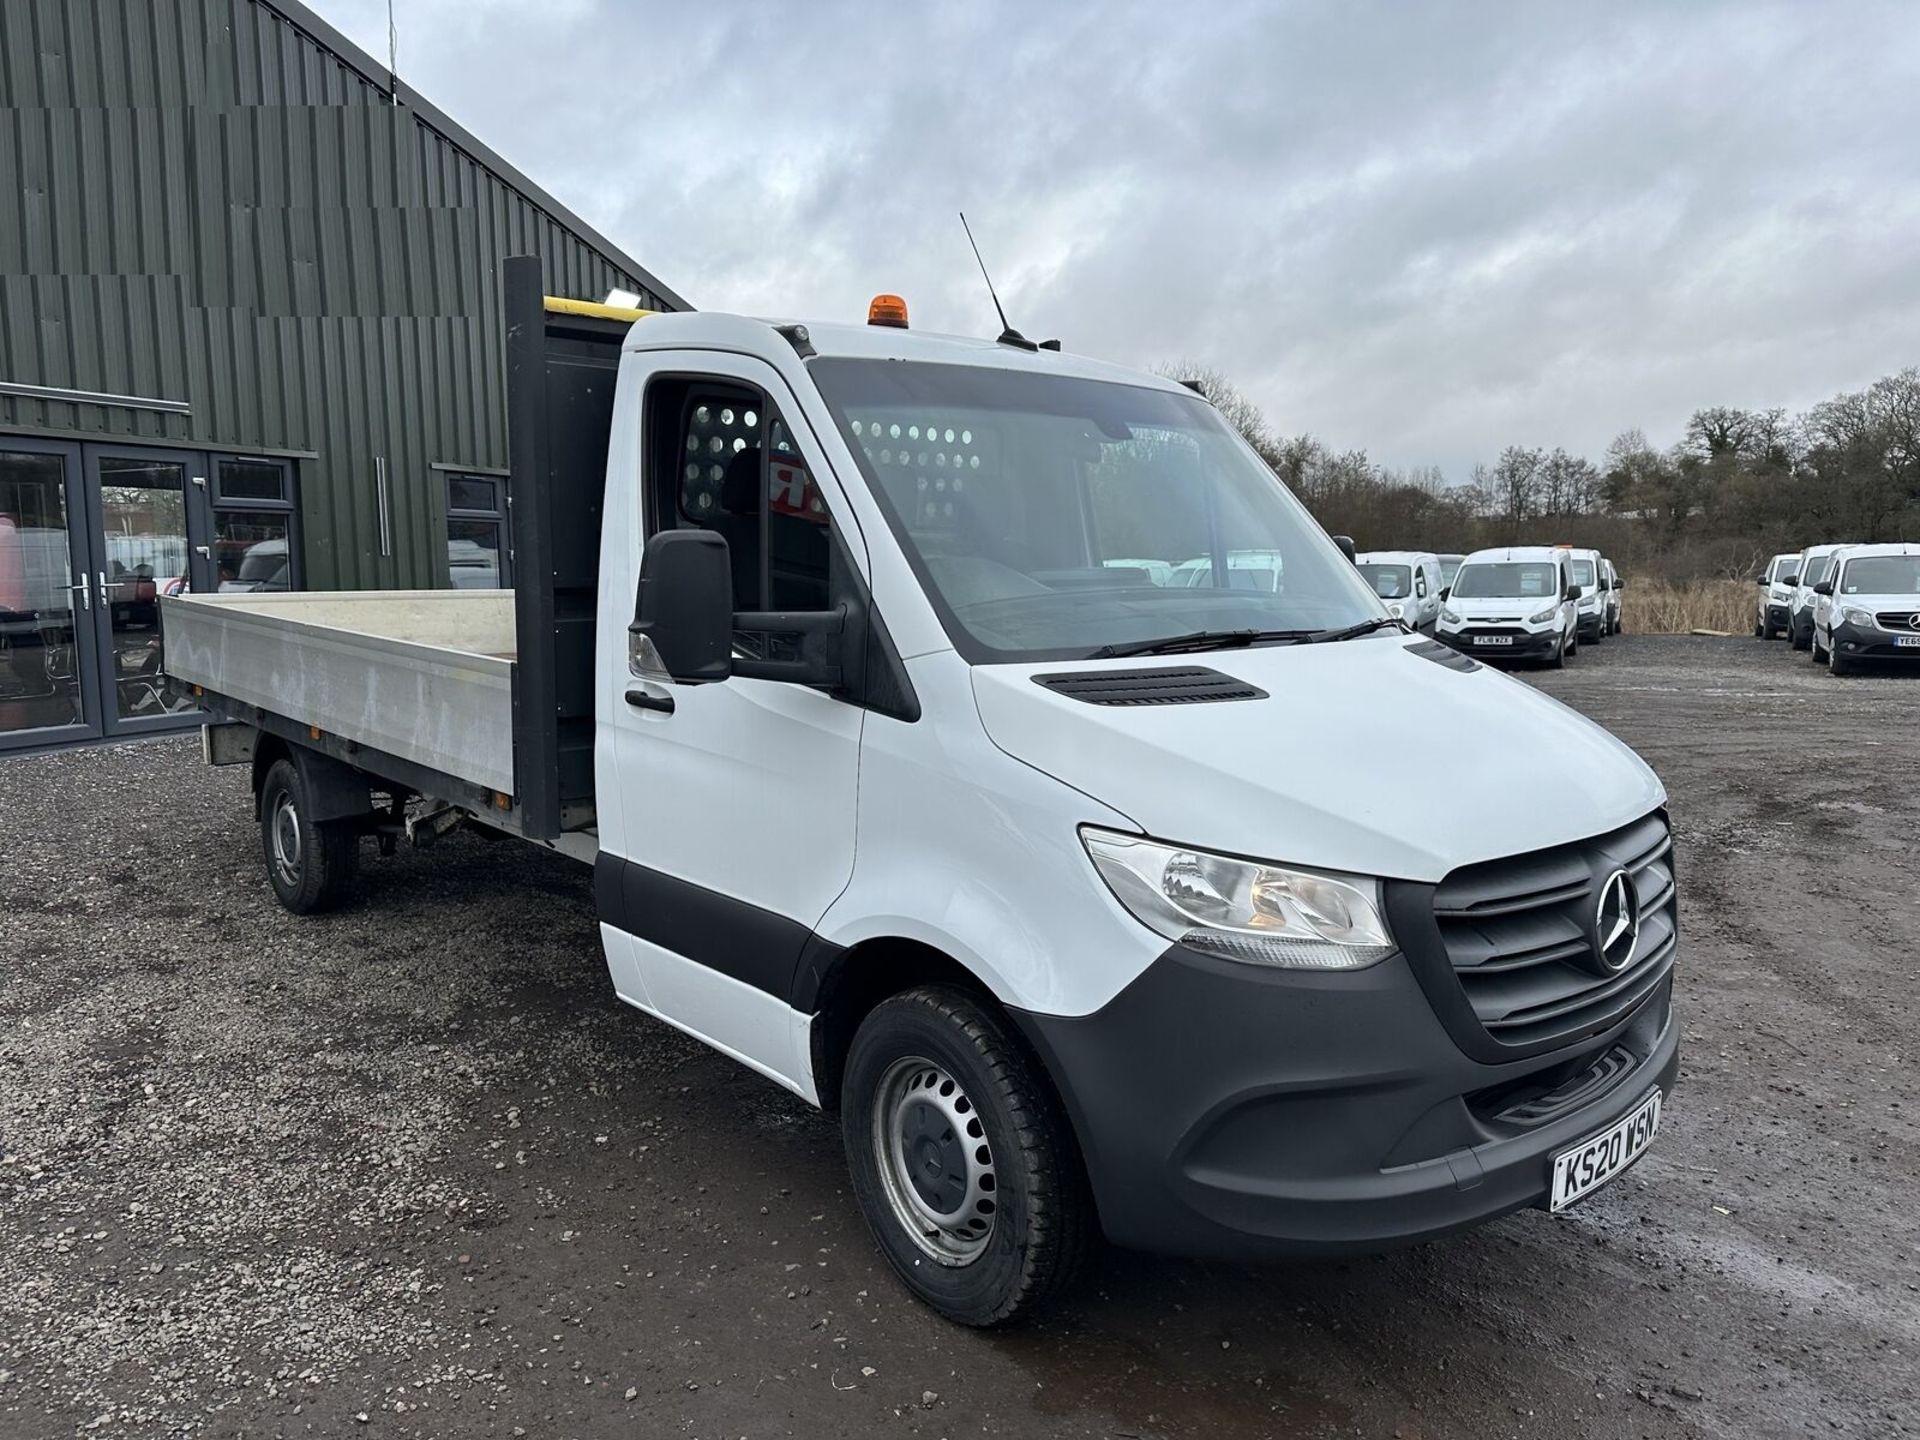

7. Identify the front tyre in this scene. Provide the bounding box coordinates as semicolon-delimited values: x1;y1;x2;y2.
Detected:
841;985;1091;1327
258;757;360;914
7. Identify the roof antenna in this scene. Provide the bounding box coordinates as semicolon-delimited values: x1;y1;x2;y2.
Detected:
959;213;1040;353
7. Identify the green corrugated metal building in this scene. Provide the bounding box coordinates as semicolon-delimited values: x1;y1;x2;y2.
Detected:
0;0;683;752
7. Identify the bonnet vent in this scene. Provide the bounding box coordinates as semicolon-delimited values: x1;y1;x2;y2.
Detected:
1032;666;1268;706
1405;639;1481;673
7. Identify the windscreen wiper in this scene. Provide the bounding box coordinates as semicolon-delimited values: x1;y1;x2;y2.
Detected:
1090;628;1311;659
1303;616;1406;644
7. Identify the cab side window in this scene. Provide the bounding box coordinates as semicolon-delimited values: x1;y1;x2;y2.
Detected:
1415;569;1428;599
648;376;836;653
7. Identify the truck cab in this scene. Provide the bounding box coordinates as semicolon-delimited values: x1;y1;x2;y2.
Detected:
166;271;1678;1326
1354;550;1442;633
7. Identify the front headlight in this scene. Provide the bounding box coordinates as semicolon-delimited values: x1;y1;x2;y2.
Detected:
1528;606;1559;625
1841;606;1876;627
1080;828;1395;970
1439;607;1461;625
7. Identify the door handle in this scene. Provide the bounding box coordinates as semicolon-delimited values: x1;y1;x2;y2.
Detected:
97;570;109;608
66;578;91;610
624;687;675;715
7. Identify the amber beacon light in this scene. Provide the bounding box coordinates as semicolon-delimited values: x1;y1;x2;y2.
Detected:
867;294;910;328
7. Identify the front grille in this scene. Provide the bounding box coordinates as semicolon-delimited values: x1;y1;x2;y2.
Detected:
1874;611;1920;633
1430;812;1676;1051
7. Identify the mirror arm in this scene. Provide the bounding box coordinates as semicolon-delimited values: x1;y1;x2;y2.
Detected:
731;605;848;686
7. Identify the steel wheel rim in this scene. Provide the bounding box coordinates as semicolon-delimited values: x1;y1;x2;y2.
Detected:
270;790;302;887
870;1055;997;1266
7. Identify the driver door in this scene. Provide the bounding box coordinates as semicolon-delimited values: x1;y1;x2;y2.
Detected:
597;354;867;1098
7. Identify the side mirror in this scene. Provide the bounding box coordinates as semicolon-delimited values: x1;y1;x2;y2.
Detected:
1754;574;1768;585
1439;586;1451;601
1333;535;1357;564
1781;572;1798;587
631;530;734;684
1813;580;1833;597
1564;582;1580;601
1613;578;1624;591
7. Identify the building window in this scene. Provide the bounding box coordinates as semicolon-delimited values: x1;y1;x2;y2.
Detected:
211;456;298;593
446;473;509;589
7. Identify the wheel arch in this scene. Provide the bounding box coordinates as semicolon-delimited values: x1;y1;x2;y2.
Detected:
252;740;373;824
804;936;1008;1116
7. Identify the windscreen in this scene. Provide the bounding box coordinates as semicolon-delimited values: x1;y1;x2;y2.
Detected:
1451;562;1560;599
1801;553;1833;587
1569;558;1595;586
809;360;1382;660
1438;556;1463;587
1356;563;1413;598
1839;556;1920;594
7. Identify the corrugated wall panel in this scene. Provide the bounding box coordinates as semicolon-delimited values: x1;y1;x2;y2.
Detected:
0;0;683;588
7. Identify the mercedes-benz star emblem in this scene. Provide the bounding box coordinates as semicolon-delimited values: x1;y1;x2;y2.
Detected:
1595;869;1640;972
1907;612;1920;633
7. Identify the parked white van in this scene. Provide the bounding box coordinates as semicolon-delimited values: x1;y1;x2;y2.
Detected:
1355;550;1442;632
1810;542;1920;674
1438;546;1581;666
1599;557;1623;635
1786;543;1853;651
1754;552;1799;639
1557;547;1608;643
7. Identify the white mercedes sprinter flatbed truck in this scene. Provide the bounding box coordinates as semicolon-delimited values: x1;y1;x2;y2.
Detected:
163;259;1679;1325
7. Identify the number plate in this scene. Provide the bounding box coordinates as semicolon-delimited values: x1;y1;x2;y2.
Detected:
1896;636;1920;648
1474;635;1514;646
1550;1089;1662;1212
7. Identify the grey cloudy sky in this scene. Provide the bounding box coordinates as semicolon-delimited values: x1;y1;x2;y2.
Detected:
323;0;1920;479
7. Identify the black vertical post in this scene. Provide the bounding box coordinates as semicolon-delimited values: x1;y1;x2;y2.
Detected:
505;255;561;839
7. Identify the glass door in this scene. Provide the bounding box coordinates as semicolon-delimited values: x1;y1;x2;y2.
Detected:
0;439;98;752
82;447;212;736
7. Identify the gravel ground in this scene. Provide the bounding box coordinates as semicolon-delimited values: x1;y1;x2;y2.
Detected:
0;633;1916;1439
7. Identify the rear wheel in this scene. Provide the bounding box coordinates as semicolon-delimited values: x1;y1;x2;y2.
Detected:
841;985;1090;1327
258;758;360;913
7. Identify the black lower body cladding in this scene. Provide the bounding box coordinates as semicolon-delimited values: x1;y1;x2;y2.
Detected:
1011;946;1678;1260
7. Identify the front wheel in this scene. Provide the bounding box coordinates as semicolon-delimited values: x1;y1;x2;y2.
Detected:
841;986;1091;1327
258;758;360;913
1828;643;1854;677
